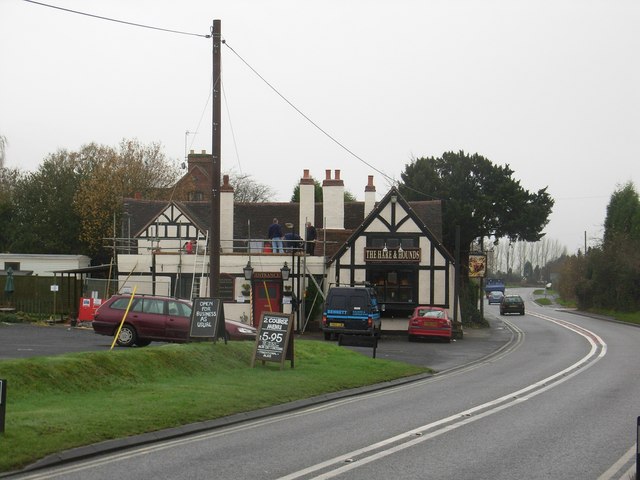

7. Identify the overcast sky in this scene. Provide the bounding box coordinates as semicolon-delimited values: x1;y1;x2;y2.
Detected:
1;0;638;254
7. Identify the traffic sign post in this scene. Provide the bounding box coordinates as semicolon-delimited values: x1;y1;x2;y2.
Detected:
0;379;6;434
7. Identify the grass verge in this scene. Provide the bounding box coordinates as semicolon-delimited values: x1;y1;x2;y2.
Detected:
588;309;640;325
0;340;427;473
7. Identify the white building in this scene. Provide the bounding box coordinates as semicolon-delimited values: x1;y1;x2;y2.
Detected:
115;161;460;333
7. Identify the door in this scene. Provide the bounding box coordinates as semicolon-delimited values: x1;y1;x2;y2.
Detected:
252;280;281;327
165;300;192;340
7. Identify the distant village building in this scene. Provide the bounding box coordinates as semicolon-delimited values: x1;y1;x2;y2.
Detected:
115;151;458;332
0;254;91;277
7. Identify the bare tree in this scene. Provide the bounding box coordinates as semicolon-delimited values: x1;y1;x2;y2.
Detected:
226;170;275;203
0;135;7;168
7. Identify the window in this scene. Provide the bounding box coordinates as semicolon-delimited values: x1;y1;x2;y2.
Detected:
142;299;165;315
368;236;417;249
111;297;139;310
168;301;191;317
369;270;415;304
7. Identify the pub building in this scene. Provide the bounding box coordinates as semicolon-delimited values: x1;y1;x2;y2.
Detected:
114;152;459;332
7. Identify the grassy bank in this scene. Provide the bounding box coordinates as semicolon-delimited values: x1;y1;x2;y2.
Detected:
0;340;427;473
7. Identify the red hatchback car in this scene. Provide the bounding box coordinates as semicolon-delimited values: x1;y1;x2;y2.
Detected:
92;294;256;347
407;306;452;342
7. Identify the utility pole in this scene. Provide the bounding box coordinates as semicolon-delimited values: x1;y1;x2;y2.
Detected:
210;19;221;297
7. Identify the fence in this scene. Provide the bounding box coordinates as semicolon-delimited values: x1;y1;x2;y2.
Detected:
0;275;103;321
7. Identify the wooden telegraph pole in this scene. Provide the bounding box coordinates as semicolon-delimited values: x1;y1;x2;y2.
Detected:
210;19;221;297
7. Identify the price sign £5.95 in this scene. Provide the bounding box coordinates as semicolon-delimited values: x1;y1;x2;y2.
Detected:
251;312;294;369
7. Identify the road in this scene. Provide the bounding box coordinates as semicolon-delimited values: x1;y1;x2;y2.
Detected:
4;289;640;479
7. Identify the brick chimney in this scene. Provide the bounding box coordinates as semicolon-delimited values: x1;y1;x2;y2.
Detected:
299;169;315;231
322;169;344;229
364;175;376;217
220;174;234;253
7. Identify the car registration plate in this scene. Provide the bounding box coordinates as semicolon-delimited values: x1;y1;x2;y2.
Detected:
329;322;344;328
422;321;437;327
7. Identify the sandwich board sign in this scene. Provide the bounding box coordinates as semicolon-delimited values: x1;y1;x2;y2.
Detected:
251;312;294;369
189;298;227;344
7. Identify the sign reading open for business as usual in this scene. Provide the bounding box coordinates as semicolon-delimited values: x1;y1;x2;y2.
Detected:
189;298;226;343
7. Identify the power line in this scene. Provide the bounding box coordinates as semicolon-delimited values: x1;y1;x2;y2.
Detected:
24;1;441;202
23;0;210;38
223;41;442;202
223;43;397;185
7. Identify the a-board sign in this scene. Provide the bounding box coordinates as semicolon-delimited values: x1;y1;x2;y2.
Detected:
251;312;294;369
189;298;226;343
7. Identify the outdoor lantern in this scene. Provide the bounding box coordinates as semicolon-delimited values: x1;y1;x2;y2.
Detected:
280;262;290;281
243;261;253;281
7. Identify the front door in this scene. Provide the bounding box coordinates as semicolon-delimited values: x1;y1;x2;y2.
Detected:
252;280;281;327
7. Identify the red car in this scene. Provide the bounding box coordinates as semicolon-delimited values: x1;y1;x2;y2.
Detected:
93;294;256;347
407;306;452;342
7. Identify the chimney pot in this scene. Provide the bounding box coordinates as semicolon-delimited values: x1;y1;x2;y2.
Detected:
335;169;341;180
325;169;331;180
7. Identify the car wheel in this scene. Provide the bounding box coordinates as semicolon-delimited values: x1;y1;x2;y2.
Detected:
521;310;525;315
323;331;331;341
500;311;504;316
408;334;415;342
116;324;137;347
135;339;151;347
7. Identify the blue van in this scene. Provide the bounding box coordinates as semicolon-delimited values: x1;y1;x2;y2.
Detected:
321;285;382;340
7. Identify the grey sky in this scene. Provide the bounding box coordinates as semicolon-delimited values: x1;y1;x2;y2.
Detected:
1;0;638;254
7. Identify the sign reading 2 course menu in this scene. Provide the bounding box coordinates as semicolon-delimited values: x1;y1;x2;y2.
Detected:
189;298;226;343
251;312;294;369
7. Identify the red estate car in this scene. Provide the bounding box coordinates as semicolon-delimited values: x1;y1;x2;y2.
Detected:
93;294;256;347
407;306;452;342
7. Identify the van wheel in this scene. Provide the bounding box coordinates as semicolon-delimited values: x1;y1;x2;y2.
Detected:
323;331;331;341
116;325;137;347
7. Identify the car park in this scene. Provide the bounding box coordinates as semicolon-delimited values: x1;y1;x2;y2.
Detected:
92;294;256;347
500;294;525;315
487;291;504;304
407;306;452;342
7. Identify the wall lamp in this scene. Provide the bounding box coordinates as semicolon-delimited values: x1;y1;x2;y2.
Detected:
280;262;290;281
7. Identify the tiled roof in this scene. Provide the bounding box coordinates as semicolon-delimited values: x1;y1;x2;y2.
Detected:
122;197;443;245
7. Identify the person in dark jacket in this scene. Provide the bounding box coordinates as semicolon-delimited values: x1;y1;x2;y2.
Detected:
268;218;284;253
284;232;303;253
